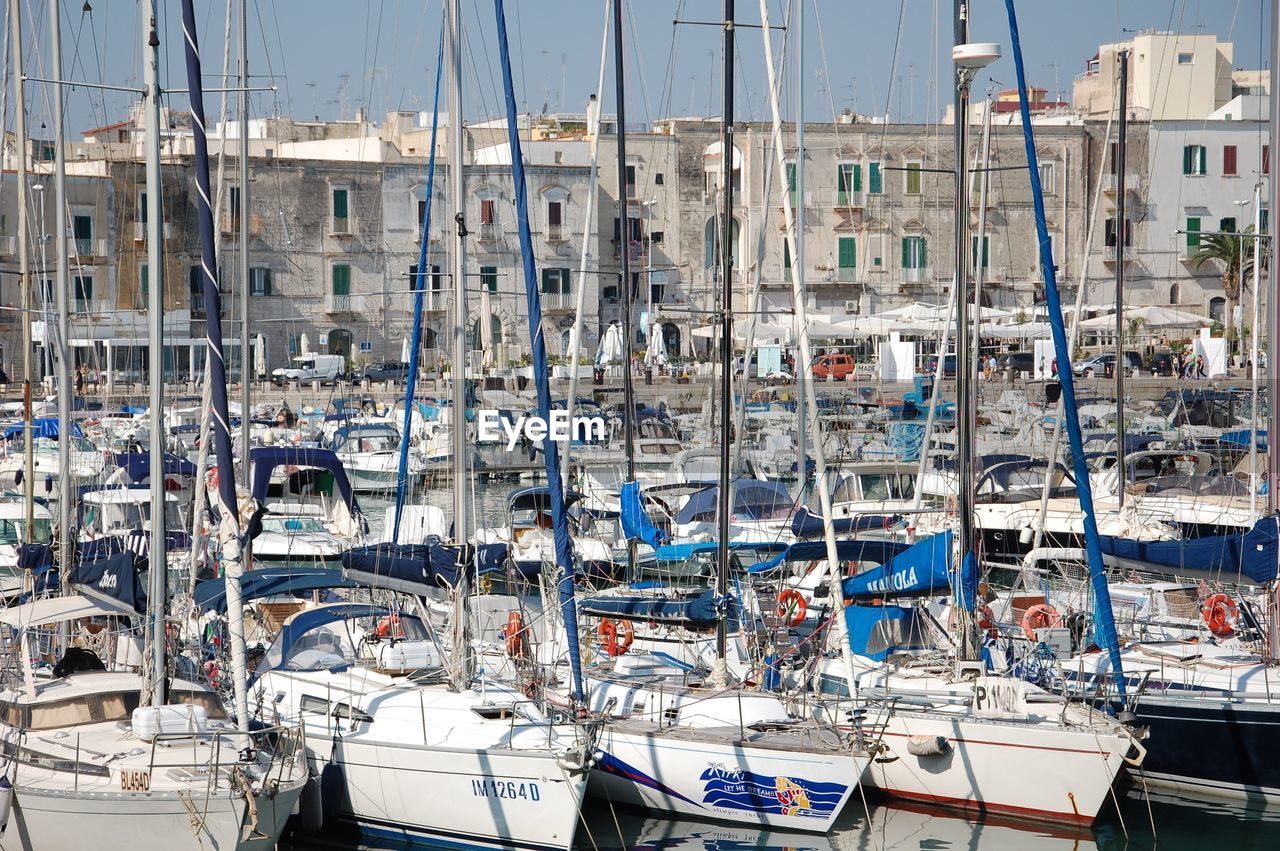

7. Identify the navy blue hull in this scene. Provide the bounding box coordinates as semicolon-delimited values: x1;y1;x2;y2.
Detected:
1127;694;1280;801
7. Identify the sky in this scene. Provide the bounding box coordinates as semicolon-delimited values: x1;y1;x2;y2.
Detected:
2;0;1272;138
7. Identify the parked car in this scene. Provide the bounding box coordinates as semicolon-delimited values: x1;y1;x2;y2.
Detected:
358;361;411;383
1148;350;1176;376
925;353;957;378
998;351;1036;375
271;353;346;385
812;354;857;380
1072;351;1143;378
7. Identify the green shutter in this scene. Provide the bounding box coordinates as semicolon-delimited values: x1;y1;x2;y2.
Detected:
332;264;350;295
73;216;92;240
332;189;348;219
852;164;863;192
540;268;553;291
869;162;882;194
140;193;148;225
837;166;848;194
1186;217;1201;248
140;265;148;302
906;164;921;194
901;237;909;267
260;269;272;296
75;276;92;303
786;162;797;191
920;237;927;266
838;237;856;269
560;268;571;292
481;265;497;292
1183;146;1193;175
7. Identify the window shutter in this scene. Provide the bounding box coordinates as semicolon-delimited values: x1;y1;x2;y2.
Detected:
1266;145;1272;176
1224;145;1237;175
140;266;148;301
332;189;348;218
1187;217;1201;248
263;269;273;296
838;237;856;268
1183;146;1192;175
869;162;882;194
852;164;863;192
919;238;927;266
332;265;350;294
561;268;571;292
901;238;909;267
541;268;553;291
786;161;797;191
836;166;847;194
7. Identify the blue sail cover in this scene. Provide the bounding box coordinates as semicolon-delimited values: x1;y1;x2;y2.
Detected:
579;588;728;628
341;542;467;595
1100;532;1246;582
194;566;356;614
749;538;911;574
249;447;360;514
790;507;905;538
674;480;796;525
495;0;585;703
842;531;954;601
69;551;147;614
620;481;668;548
1005;0;1125;694
112;452;198;483
1239;518;1280;584
5;418;83;441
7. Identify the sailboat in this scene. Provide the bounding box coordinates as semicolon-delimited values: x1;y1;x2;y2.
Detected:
0;3;307;847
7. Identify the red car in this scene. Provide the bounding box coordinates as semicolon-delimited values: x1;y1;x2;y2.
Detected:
812;354;856;380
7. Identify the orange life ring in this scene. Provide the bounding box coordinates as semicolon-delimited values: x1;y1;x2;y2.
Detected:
504;611;531;658
775;589;808;627
376;615;404;639
1021;604;1062;640
597;618;634;657
1201;593;1238;638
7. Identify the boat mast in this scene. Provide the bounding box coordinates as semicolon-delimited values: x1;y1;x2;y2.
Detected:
952;0;979;660
142;0;167;707
9;0;33;544
1113;50;1129;507
714;0;735;666
446;0;473;688
51;0;71;576
1267;0;1279;662
238;0;250;486
613;0;636;578
793;0;805;491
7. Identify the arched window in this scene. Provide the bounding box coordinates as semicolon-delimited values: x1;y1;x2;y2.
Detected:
1209;296;1226;322
1169;282;1180;305
661;322;681;358
328;328;353;361
704;217;740;269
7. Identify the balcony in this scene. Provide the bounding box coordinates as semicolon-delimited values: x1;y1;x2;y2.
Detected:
835;190;866;208
0;236;14;256
901;266;931;284
132;221;173;242
546;224;565;242
837;266;858;283
1102;173;1143;195
330;216;352;237
475;223;501;241
418;290;447;312
71;238;108;260
325;293;356;313
541;291;572;310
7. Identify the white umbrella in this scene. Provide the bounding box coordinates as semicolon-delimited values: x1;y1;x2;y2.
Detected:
1079;305;1210;330
299;332;311;355
596;322;624;365
645;320;668;366
479;290;494;369
254;332;267;377
400;335;411;364
986;321;1055;340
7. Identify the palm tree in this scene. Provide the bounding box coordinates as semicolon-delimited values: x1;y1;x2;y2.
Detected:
1189;231;1243;354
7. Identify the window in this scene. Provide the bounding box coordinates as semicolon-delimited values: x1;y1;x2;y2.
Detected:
228;186;241;233
1265;145;1271;176
783;240;793;283
331;187;350;233
408;264;441;291
905;161;923;195
417;199;427;229
540;268;570;307
40;279;53;305
250;267;272;297
654;173;664;185
868;161;883;194
837;236;856;281
1109;142;1119;175
651;231;664;244
1262;207;1270;232
1177;52;1194;65
1185;217;1201;250
332;263;351;295
73;215;93;256
1209;296;1226;322
869;232;883;267
785;160;798;206
1105;217;1133;248
704;217;740;269
1223;145;1238;176
480;198;495;225
837;162;862;203
1038;161;1056;193
1219;217;1237;236
546;200;564;240
481;265;498;293
188;266;204;312
1183;145;1207;176
625;165;637;198
970;234;989;271
901;236;927;269
73;275;92;313
138;191;148;225
139;263;149;306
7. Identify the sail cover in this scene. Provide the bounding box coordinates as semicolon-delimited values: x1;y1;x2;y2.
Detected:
579;588;728;627
341;542;468;594
842;531;954;601
620;481;668;548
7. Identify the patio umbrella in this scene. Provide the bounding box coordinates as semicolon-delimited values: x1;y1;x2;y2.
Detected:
254;332;267;377
595;322;624;365
645;320;668;366
479;289;494;368
299;332;311;355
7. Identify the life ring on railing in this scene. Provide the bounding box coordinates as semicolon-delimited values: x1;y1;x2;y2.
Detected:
1021;604;1062;640
504;611;531;659
1201;593;1238;638
597;618;634;657
775;589;808;627
376;615;404;639
976;604;998;639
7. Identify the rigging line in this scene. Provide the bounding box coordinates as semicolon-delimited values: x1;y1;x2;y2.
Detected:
653;0;685;122
264;0;291;115
394;0;431;112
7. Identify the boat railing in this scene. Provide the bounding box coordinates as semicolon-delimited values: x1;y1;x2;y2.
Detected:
143;721;307;789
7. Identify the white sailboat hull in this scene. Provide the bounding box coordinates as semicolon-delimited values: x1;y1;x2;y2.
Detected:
313;738;586;851
590;723;862;832
1;779;301;851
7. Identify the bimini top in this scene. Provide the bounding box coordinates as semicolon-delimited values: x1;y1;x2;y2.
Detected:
4;418;83;441
0;594;121;629
249;446;359;513
674;480;796;525
508;486;585;513
111;452;198;483
194;565;356;614
255;602;430;678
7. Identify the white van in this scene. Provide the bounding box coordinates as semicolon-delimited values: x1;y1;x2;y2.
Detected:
271;354;345;385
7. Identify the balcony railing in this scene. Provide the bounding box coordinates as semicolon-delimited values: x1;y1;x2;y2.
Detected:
71;238;107;259
476;223;501;240
546;224;565;242
0;236;14;256
414;290;447;312
1102;173;1143;194
133;222;173;242
837;266;857;282
331;216;351;236
901;266;931;284
541;291;572;310
835;190;866;208
325;293;354;313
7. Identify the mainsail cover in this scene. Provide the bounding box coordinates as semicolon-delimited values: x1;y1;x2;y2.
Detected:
842;531;954;601
620;481;668;548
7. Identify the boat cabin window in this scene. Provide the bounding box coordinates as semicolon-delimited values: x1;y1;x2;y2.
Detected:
261;516;328;534
272;615;431;672
816;673;851;698
0;518;51;545
857;473;915;502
